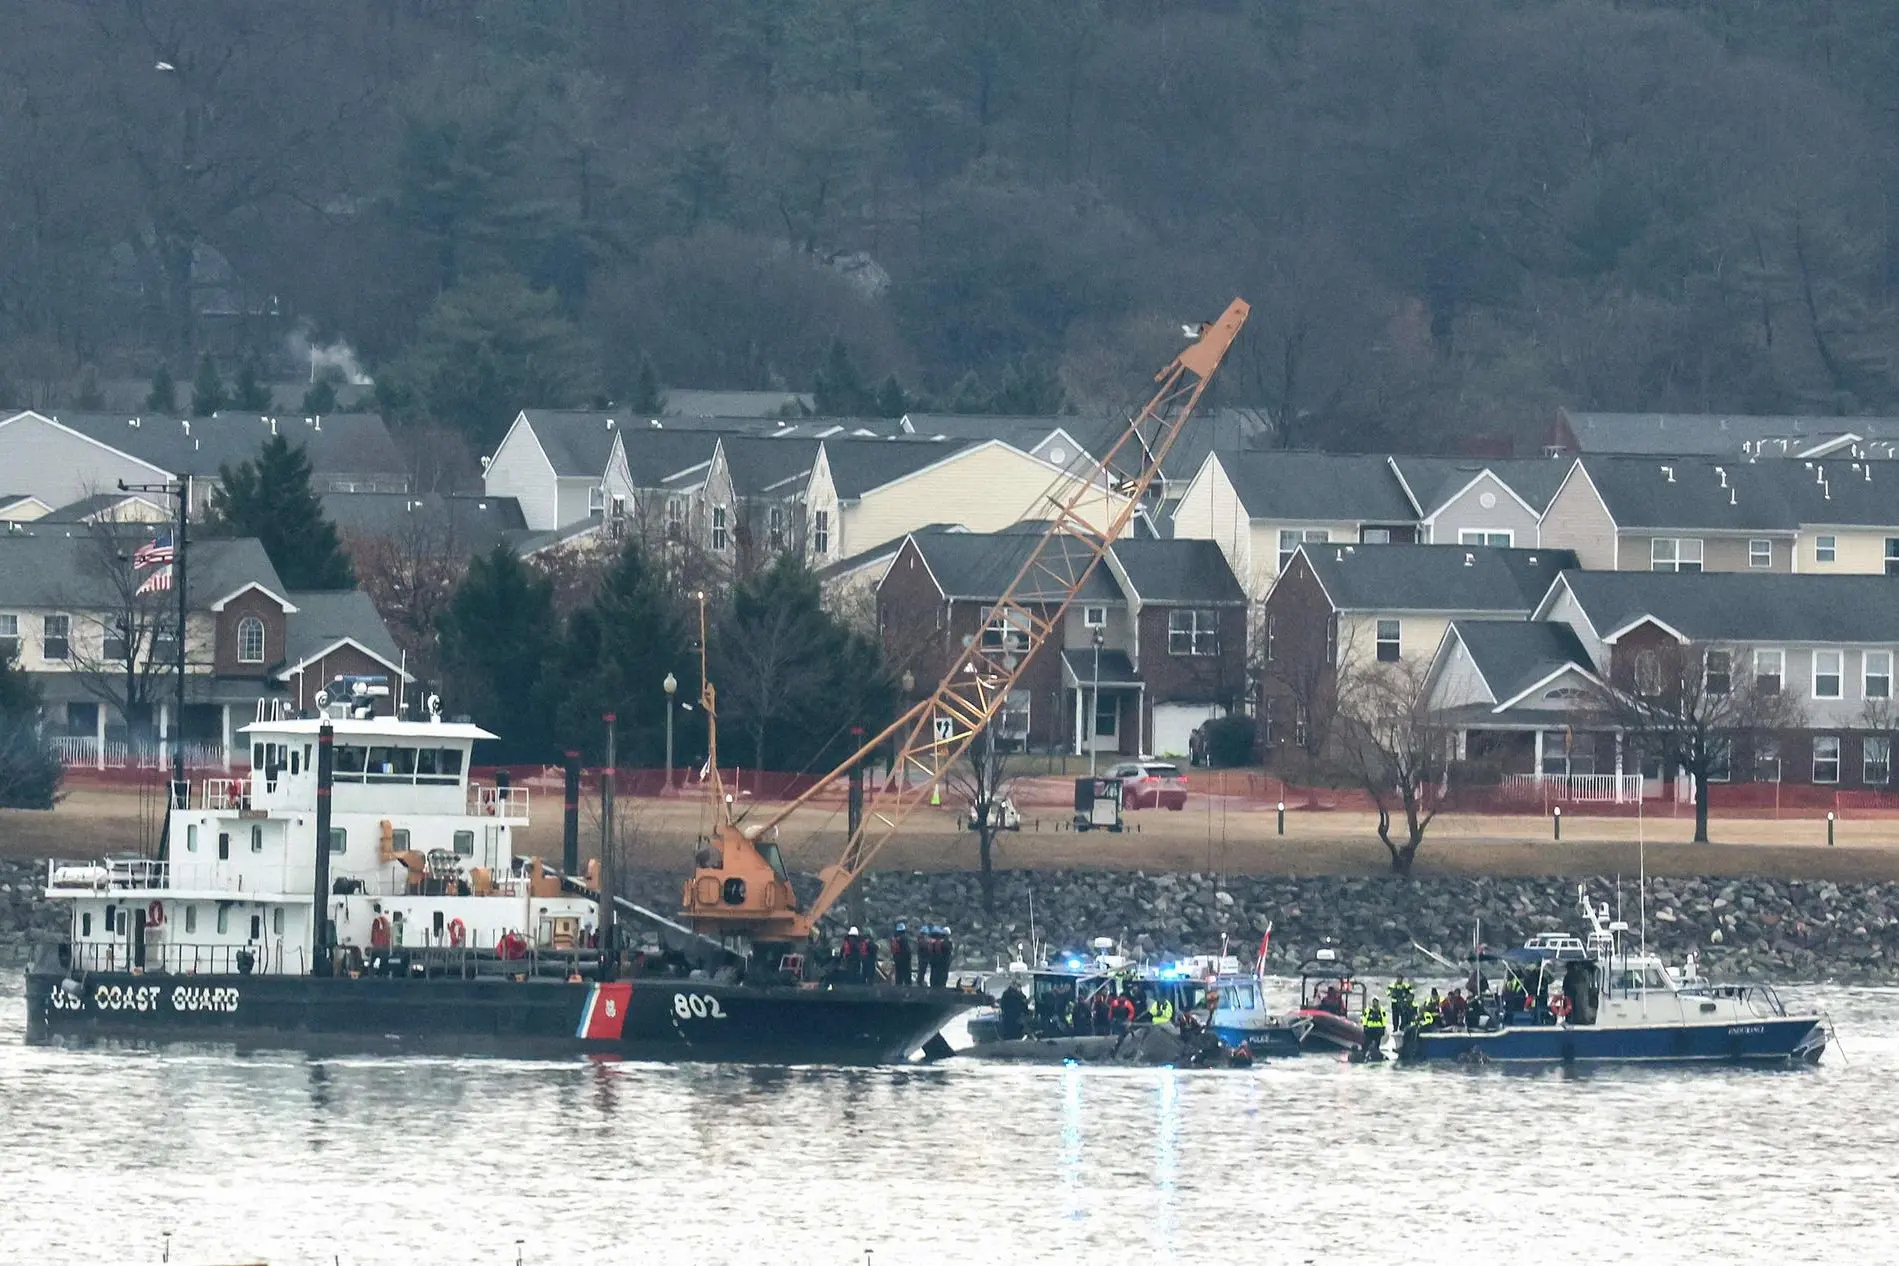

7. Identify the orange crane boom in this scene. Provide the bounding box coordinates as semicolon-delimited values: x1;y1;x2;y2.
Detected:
679;298;1249;944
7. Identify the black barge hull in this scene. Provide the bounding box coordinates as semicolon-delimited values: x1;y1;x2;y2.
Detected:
24;969;973;1065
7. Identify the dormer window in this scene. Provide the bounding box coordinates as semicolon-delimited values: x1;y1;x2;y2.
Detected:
237;616;266;664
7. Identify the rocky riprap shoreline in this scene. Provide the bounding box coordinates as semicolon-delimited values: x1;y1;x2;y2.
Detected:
5;858;1897;983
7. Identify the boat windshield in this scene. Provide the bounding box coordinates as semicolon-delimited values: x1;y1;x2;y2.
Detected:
1611;962;1674;994
755;840;789;883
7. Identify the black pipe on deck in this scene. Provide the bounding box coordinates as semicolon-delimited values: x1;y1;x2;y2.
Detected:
312;721;334;977
562;751;580;876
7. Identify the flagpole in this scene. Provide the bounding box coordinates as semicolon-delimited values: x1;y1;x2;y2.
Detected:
173;475;188;828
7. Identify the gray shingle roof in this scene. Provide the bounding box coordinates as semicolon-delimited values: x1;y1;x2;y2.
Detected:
42;492;165;523
614;428;722;488
516;410;621;477
0;530;286;609
720;434;821;496
1554;571;1899;643
662;389;812;418
1216;450;1417;522
1060;648;1140;686
1109;539;1244;605
1577;457;1799;531
41;411;402;477
902;531;1121;602
900;413;1092;449
1560;410;1899;457
321;492;526;553
1391;456;1572;516
1446;620;1597;701
823;436;975;499
1301;544;1576;613
280;589;404;672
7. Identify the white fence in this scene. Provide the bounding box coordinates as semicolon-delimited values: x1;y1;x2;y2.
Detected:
51;737;226;769
1501;772;1647;804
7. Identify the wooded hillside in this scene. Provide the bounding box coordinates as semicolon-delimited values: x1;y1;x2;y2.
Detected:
5;1;1899;453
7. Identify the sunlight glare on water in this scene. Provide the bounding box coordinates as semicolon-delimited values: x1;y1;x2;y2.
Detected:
0;970;1888;1266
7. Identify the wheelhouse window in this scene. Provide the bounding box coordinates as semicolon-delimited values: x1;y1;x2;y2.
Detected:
1755;649;1783;695
1814;650;1843;700
1749;539;1772;569
1865;651;1892;700
1375;619;1401;662
1813;736;1841;784
335;745;462;785
1866;737;1892;786
1650;538;1703;572
42;614;69;660
236;616;266;664
1168;609;1218;656
1816;535;1837;564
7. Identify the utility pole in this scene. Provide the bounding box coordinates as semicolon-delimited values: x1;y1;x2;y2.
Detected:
600;711;617;978
119;474;190;860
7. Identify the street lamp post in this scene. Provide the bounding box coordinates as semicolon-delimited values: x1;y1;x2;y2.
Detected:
1090;627;1104;777
662;672;677;794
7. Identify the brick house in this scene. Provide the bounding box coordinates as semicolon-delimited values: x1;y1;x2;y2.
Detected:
876;531;1247;758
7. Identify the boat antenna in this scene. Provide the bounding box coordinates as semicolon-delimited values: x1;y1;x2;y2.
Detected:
1026;886;1038;966
694;590;730;825
1638;790;1647;965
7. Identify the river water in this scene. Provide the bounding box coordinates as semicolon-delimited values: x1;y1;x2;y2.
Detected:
0;969;1891;1266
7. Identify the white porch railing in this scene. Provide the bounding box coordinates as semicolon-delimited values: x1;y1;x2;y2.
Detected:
1501;772;1647;804
52;737;226;769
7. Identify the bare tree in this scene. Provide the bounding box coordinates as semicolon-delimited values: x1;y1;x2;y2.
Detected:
937;725;1021;910
341;511;468;687
715;602;811;774
1329;656;1450;877
60;528;181;757
1587;642;1807;844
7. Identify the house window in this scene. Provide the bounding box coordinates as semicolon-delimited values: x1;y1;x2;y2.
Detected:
184;905;197;934
1168;609;1218;656
1650;538;1703;572
1261;697;1275;746
1000;691;1032;742
1755;649;1783;695
1459;530;1513;547
1324;618;1337;666
1634;651;1662;695
1361;527;1392;545
0;614;16;659
237;616;266;664
1756;738;1781;783
813;510;830;555
42;614;69;660
588;485;605;513
666;497;685;539
103;620;130;663
979;605;1030;652
768;506;785;550
453;830;475;856
1278;528;1327;573
1887;538;1899;576
1083;606;1107;629
712;506;728;551
1866;651;1893;701
1706;738;1732;783
1376;619;1401;662
1814;650;1843;700
1864;736;1892;785
1091;691;1115;738
1749;539;1772;569
1294;702;1309;747
1704;650;1730;696
1815;535;1837;564
1813;736;1841;784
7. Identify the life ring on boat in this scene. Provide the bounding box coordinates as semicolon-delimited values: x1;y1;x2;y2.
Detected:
447;918;467;947
145;900;164;928
1550;994;1572;1020
370;915;392;948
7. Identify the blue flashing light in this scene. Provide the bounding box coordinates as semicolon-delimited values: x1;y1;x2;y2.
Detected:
1065;957;1085;970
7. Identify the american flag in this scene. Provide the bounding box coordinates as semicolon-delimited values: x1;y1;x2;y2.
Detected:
136;564;173;595
133;534;174;568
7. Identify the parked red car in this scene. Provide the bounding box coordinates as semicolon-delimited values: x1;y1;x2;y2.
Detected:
1105;760;1188;810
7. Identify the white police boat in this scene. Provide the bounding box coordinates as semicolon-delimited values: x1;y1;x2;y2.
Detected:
1402;885;1828;1066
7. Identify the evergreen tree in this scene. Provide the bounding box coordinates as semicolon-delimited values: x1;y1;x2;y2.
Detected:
553;543;689;765
0;649;61;808
232;354;273;411
873;373;910;419
301;375;340;414
712;554;895;772
629;352;666;415
437;546;561;759
208;433;355;589
190;353;228;416
75;367;106;410
945;370;991;415
145;366;178;414
812;338;875;416
989;353;1068;415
